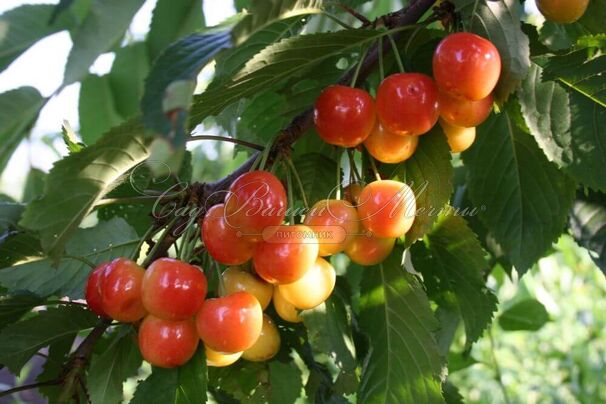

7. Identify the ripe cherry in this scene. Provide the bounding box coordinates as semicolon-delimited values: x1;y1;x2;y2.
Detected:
100;258;146;322
278;257;336;310
438;91;493;128
224;171;287;240
343;183;363;206
273;288;301;323
202;204;254;265
357;180;416;238
205;345;242;367
85;262;110;317
433;32;501;101
345;234;396;266
440;119;476;153
364;123;419;164
376;73;439;136
141;258;207;321
221;266;273;310
536;0;589;23
138;315;199;368
314;85;376;147
253;225;319;284
242;315;281;362
303;199;360;256
196;291;263;353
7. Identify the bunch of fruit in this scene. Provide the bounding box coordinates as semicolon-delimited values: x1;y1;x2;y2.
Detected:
314;32;502;156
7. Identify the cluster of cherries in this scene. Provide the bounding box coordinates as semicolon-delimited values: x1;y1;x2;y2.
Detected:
314;32;502;157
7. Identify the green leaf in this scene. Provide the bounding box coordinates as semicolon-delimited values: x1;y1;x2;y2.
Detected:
131;367;179;404
0;305;98;373
293;152;338;206
88;326;142;404
268;361;303;404
0;202;24;231
208;362;268;402
79;74;124;144
22;167;47;202
0;232;43;268
0;4;75;73
498;298;549;331
358;248;444;403
0;293;43;330
443;381;464;404
0;218;139;299
37;334;77;401
462;106;576;275
109;43;150;119
569;190;606;274
0;87;45;173
19;120;150;258
447;352;478;373
411;212;497;346
454;0;530;102
63;0;145;85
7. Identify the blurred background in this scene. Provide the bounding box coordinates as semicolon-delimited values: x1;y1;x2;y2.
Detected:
1;1;604;403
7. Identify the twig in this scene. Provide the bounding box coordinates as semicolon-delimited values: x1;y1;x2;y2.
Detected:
185;134;264;151
333;3;372;26
0;379;62;398
488;328;512;404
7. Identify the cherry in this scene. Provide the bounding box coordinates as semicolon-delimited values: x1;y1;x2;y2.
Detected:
345;234;395;266
303;199;360;256
343;183;363;206
536;0;589;23
376;73;439;136
205;345;242;367
141;258;207;321
273;288;301;323
364;123;419;164
277;257;336;310
440;119;476;153
138;315;199;368
221;266;273;310
253;225;319;284
202;204;254;265
314;85;376;147
357;180;416;238
433;32;501;101
85;262;110;317
224;171;287;240
438;91;493;128
100;258;146;322
196;291;263;353
242;315;281;362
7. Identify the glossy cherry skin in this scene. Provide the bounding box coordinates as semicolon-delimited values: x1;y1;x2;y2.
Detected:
138;315;199;368
224;171;287;240
433;32;501;101
440;119;476;153
202;204;254;265
278;258;336;310
376;73;439;136
364;123;419;164
222;266;273;310
242;315;281;362
536;0;589;23
253;225;319;284
343;183;363;206
205;345;242;367
438;91;493;128
314;85;376;147
272;288;301;323
142;258;207;321
85;262;110;317
303;199;360;256
345;234;396;266
100;258;146;322
357;180;416;238
196;292;263;353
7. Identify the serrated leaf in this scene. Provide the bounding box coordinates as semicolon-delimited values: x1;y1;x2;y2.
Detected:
358;248;444;404
0;218;139;299
131;367;179;404
208;362;268;402
498;298;549;331
0;293;43;330
63;0;145;85
37;334;76;401
268;361;303;404
569;190;606;274
293;152;338;205
22;167;47;202
443;381;464;404
79;74;124;144
19;120;150;258
462;106;576;275
109;43;150;118
0;305;98;373
411;212;497;346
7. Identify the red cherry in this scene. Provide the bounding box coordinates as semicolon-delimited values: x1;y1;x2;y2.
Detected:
438;90;493;128
141;258;207;321
303;199;360;256
202;204;254;265
196;292;263;353
138;315;199;368
345;234;395;266
85;262;110;317
433;32;501;101
224;171;287;239
253;225;319;284
376;73;439;136
101;258;146;322
364;123;419;164
314;85;376;147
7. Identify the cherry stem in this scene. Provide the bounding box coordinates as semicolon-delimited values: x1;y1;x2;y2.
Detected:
64;254;96;269
350;45;371;87
285;156;309;209
215;261;226;296
186;134;264;151
335;148;342;200
258;137;275;171
386;33;405;73
378;36;385;81
286;167;296;225
368;154;382;181
95;195;160;207
130;224;160;261
321;11;355;29
347;149;363;183
142;216;179;267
